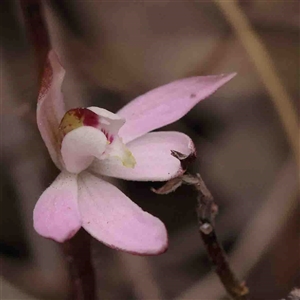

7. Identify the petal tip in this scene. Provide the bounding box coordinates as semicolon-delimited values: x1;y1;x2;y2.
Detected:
146;239;168;256
33;172;81;243
33;207;81;243
224;72;237;80
131;217;169;256
33;216;80;243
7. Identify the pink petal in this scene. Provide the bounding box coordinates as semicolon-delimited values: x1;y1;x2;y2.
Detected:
78;172;168;255
37;50;66;169
61;126;107;174
117;74;236;143
91;131;195;181
33;171;81;242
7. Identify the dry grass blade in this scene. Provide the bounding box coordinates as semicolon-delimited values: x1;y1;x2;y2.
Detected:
214;0;299;164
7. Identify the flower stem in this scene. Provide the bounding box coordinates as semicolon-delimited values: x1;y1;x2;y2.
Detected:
153;151;249;300
193;174;249;300
62;229;96;300
20;2;96;298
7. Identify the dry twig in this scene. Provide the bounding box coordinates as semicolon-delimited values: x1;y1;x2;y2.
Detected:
176;157;298;300
153;152;249;300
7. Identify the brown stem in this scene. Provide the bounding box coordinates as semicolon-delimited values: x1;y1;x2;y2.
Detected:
62;229;96;300
153;152;249;300
20;0;50;81
179;173;248;299
194;174;249;300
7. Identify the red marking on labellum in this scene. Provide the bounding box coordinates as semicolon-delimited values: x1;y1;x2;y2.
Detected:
101;129;114;143
66;108;100;127
59;108;100;140
59;108;116;144
82;109;99;127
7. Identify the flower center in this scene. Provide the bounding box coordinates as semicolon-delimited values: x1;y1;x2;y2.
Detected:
59;107;136;173
59;108;99;139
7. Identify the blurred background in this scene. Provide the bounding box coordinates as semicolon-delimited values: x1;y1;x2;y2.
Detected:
1;0;299;299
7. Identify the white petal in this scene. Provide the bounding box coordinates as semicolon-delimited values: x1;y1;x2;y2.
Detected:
88;106;125;123
90;131;195;181
61;126;107;173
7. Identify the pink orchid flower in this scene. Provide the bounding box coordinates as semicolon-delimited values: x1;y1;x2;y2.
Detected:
33;50;235;255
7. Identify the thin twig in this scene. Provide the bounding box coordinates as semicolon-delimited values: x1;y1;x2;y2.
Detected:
62;229;96;300
176;157;298;300
214;0;299;164
153;152;249;300
188;174;249;300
